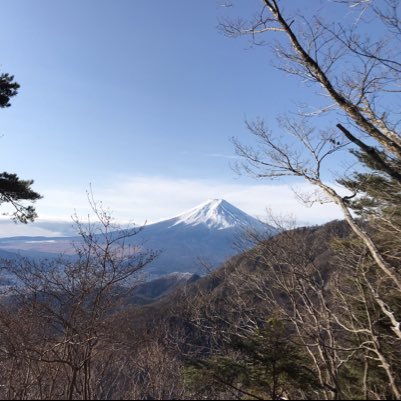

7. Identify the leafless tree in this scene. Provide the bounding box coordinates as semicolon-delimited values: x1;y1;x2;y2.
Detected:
176;222;337;399
332;238;401;399
222;0;401;347
226;221;349;400
0;197;157;400
198;217;400;399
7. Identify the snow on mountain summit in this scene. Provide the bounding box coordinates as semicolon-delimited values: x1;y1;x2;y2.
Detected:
169;199;265;230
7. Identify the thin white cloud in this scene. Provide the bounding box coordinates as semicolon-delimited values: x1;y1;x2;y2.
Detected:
206;153;238;159
179;151;238;159
0;175;343;237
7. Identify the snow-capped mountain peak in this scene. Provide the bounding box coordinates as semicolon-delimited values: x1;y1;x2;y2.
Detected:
169;199;264;230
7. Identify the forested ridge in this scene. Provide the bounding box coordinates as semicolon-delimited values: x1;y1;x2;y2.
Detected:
0;218;400;399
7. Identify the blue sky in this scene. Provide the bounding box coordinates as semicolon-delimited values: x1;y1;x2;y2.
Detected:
0;0;355;236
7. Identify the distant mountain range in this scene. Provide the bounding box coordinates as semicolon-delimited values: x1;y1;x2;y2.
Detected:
0;199;275;276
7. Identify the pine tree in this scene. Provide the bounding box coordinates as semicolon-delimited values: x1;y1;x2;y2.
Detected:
186;320;318;400
0;73;20;108
0;71;41;222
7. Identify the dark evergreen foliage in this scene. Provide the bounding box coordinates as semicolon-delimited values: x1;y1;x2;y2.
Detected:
0;172;42;223
0;73;19;108
0;70;42;222
186;320;319;400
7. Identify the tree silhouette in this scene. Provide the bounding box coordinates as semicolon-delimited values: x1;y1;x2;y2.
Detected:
0;70;41;222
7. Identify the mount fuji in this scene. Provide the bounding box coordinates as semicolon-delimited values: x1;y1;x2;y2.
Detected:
133;199;274;275
0;199;275;276
155;199;267;231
